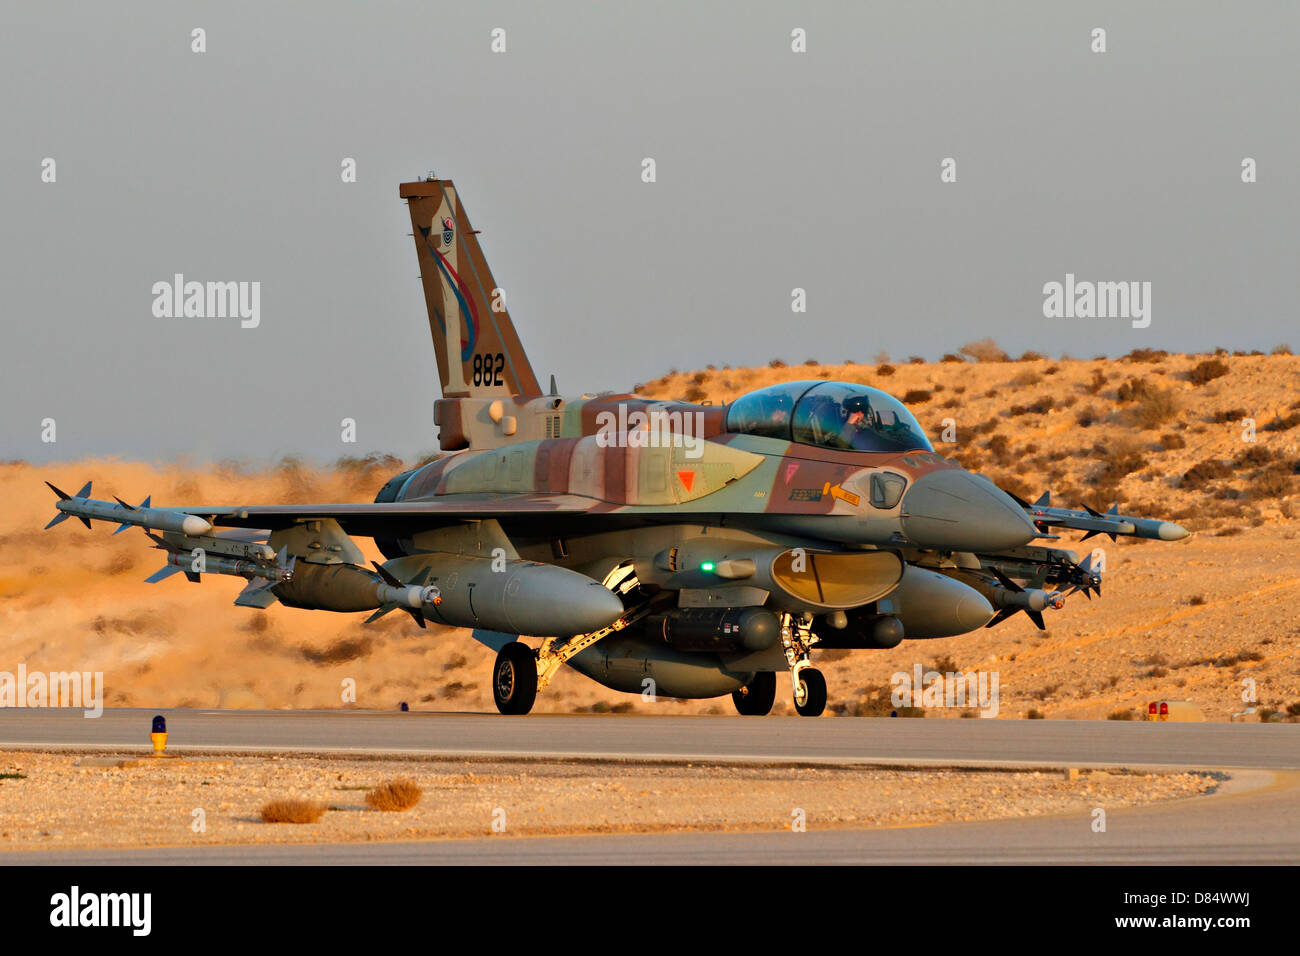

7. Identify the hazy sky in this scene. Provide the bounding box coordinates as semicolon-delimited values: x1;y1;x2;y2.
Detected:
2;1;1296;463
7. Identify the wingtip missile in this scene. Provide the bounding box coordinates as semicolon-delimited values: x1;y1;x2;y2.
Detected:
44;485;213;537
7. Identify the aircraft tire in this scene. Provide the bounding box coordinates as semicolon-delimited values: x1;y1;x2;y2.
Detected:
493;642;538;715
794;667;827;717
731;671;777;716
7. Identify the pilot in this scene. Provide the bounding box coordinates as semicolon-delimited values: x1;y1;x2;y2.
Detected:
839;396;872;448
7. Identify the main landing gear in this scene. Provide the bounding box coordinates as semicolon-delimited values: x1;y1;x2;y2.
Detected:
730;612;827;717
493;564;648;716
732;670;776;716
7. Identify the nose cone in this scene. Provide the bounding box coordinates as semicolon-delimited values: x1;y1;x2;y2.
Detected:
902;470;1038;552
955;589;997;632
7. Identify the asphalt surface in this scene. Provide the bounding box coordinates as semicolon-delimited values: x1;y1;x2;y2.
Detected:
2;708;1298;864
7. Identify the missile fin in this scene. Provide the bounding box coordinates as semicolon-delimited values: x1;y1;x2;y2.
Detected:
43;512;70;529
112;522;132;535
372;561;404;588
1027;610;1046;631
1033;491;1050;508
365;604;397;624
992;568;1022;592
74;481;92;499
45;481;71;501
144;565;183;584
184;570;201;583
234;581;278;609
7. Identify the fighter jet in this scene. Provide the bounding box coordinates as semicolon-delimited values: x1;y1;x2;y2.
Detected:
45;177;1189;716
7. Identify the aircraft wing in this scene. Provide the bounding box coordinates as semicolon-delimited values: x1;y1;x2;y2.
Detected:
43;482;666;539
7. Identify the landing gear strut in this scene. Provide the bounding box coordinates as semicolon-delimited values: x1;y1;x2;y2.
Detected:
732;670;776;716
780;612;826;717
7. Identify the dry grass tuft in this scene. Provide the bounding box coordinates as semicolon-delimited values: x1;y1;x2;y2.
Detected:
365;778;423;812
260;799;326;824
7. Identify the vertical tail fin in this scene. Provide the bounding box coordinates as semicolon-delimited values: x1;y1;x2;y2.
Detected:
401;178;540;398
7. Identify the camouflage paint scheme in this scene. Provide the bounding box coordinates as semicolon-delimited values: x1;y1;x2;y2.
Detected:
44;178;1187;715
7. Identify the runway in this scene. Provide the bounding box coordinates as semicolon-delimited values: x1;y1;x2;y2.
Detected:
3;707;1298;770
2;708;1298;864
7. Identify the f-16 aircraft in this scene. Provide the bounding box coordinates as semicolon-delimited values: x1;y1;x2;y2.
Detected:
45;177;1189;716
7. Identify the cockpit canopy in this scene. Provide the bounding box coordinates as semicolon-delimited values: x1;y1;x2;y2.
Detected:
725;381;934;454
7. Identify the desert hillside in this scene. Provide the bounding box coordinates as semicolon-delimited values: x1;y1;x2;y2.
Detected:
3;347;1298;721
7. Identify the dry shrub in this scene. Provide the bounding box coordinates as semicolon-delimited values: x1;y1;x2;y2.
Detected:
1129;387;1179;429
1007;396;1054;417
1181;459;1232;490
1188;359;1229;385
261;799;326;824
365;778;423;812
901;389;932;404
940;353;965;363
1250;466;1295;499
1075;405;1102;428
1017;350;1046;362
1125;348;1168;363
1236;445;1276;467
1159;432;1186;450
1083;369;1107;394
1263;410;1300;432
1115;377;1152;403
876;363;896;376
959;337;1009;363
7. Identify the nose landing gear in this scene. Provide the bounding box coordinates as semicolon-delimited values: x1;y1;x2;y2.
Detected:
780;612;826;717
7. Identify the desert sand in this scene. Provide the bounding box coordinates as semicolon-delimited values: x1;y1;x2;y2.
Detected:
0;750;1215;851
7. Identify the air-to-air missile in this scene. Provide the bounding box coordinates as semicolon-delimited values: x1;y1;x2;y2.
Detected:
44;482;212;536
150;550;293;585
985;568;1065;630
1011;492;1189;542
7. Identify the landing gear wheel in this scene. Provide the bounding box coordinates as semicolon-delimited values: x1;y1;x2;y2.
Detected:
732;671;776;716
493;642;538;715
793;667;826;717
